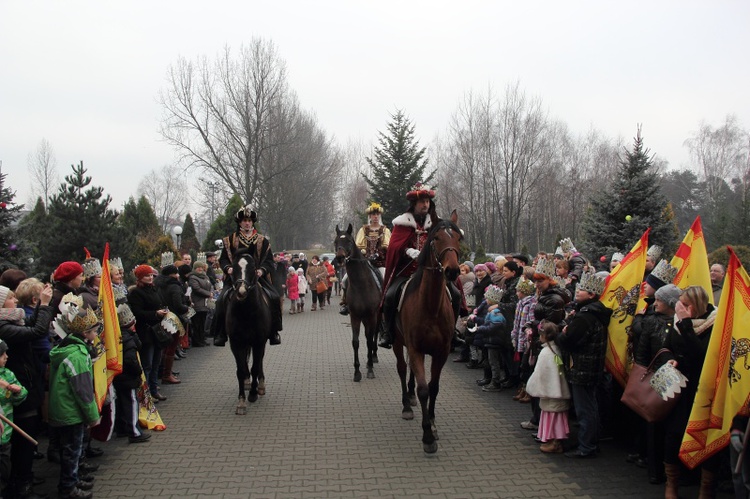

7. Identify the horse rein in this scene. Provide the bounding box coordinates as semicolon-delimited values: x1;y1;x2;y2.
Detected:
424;226;461;274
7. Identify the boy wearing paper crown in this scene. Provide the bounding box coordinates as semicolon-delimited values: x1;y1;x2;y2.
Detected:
0;338;28;491
48;293;102;499
557;271;612;459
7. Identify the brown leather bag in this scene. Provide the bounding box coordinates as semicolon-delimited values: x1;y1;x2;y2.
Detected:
620;348;681;422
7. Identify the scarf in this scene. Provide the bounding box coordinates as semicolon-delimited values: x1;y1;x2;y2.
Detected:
0;308;25;325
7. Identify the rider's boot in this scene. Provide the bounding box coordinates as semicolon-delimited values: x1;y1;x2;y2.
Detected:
339;289;349;315
378;309;394;349
269;302;282;345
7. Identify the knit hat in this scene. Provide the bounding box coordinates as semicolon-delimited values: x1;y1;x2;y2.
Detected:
645;259;678;290
288;266;296;274
134;264;157;280
178;264;192;278
117;303;136;328
161;264;179;276
0;339;7;356
485;262;497;274
655;284;681;310
0;285;10;306
53;261;84;283
484;284;503;304
474;264;488;274
296;268;304;274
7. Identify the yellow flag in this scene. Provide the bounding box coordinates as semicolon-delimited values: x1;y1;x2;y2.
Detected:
671;216;714;305
679;246;750;468
601;228;650;388
137;353;166;431
93;243;123;411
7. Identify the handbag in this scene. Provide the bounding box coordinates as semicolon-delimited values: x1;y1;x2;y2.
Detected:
620;348;686;423
151;322;173;348
316;280;327;294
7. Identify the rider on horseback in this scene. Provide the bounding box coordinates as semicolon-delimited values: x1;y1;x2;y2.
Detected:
378;183;463;349
211;204;282;347
339;202;391;316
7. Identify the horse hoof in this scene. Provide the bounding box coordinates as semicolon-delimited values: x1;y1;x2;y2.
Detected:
402;410;414;420
235;406;247;415
258;380;266;396
248;393;258;403
366;371;375;379
423;441;438;454
353;372;362;382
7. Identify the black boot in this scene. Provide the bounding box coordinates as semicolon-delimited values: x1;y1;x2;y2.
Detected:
378;318;393;349
269;331;281;345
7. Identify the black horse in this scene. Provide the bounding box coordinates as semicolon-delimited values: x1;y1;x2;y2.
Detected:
335;224;382;382
227;248;272;415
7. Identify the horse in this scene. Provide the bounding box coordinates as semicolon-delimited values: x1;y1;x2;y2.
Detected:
226;248;273;415
394;210;462;453
335;224;382;382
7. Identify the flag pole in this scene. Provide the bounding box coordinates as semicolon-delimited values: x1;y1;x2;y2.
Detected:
0;414;38;446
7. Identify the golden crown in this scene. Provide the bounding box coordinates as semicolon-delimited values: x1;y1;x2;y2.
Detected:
82;258;102;279
53;293;101;337
577;271;607;296
534;257;556;279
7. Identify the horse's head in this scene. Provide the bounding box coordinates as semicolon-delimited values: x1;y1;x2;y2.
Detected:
421;210;462;282
334;224;357;265
232;249;258;300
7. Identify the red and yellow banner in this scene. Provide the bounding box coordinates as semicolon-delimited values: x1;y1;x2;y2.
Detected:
679;246;750;468
671;216;714;305
93;243;123;411
601;228;650;388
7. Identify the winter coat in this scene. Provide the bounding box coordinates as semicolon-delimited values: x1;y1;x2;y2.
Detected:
156;275;190;317
127;283;165;347
471;274;492;308
297;275;309;295
663;306;716;394
113;329;143;390
0;367;28;444
48;334;99;426
286;274;299;300
78;284;99;311
306;262;328;291
497;275;520;326
557;298;612;386
634;310;673;367
525;341;570;412
50;281;78;318
473;308;510;349
0;304;54;414
533;286;569;325
512;294;537;354
188;271;213;312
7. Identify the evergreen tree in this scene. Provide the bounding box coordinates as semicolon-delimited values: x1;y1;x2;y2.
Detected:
581;128;678;261
363;110;434;224
203;194;244;250
39;162;118;276
0;169;25;272
17;197;46;276
180;213;200;254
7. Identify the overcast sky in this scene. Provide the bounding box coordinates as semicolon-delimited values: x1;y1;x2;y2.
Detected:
1;1;748;212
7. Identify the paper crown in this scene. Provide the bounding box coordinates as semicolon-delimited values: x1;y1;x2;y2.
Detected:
516;277;535;296
53;293;101;337
484;284;503;304
647;245;662;260
108;257;123;270
611;252;625;263
559;237;576;253
406;182;436;201
365;202;383;215
577;271;606;296
161;252;175;268
552;276;566;288
117;303;136;327
196;252;207;264
650;259;678;286
534;257;556;279
82;258;102;279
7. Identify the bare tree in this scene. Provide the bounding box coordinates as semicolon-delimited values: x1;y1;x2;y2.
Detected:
137;164;188;233
27;138;58;208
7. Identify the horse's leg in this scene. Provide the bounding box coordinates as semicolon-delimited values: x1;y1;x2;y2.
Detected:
351;317;362;382
364;315;377;379
428;350;449;442
248;343;265;403
408;370;417;407
231;343;249;415
410;350;437;453
395;342;412;420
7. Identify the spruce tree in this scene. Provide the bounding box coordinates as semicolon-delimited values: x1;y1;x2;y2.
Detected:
203;194;244;250
0;169;25;272
581;128;678;261
363;110;434;224
17;197;46;276
39;162;118;275
180;214;200;254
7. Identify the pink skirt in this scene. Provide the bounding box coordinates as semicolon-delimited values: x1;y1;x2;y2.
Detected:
538;410;569;442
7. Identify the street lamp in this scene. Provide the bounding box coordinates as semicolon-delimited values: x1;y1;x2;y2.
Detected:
172;225;183;250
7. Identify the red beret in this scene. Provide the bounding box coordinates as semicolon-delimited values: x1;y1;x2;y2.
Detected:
53;261;84;283
134;264;157;280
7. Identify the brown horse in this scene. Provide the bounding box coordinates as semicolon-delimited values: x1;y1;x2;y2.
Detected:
394;210;462;453
335;224;382;382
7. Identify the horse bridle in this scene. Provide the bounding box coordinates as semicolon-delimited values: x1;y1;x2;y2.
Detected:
336;235;365;265
425;225;460;274
233;256;259;295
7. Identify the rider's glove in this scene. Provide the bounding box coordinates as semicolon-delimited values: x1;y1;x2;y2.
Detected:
406;248;420;260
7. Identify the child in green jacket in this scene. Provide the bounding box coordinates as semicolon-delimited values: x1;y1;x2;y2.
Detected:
0;338;28;488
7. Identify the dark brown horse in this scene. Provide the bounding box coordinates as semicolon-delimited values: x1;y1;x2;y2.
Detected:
227;248;272;415
394;210;462;453
335;224;382;382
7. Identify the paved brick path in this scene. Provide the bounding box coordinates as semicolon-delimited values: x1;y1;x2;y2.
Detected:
30;304;729;498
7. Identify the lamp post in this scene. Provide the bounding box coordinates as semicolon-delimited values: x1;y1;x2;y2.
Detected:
172;225;183;251
204;181;219;225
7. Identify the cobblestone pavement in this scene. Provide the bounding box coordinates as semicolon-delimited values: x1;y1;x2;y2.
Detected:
30;302;731;498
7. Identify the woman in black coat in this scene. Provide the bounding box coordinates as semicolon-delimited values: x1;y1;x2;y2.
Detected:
112;306;149;443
